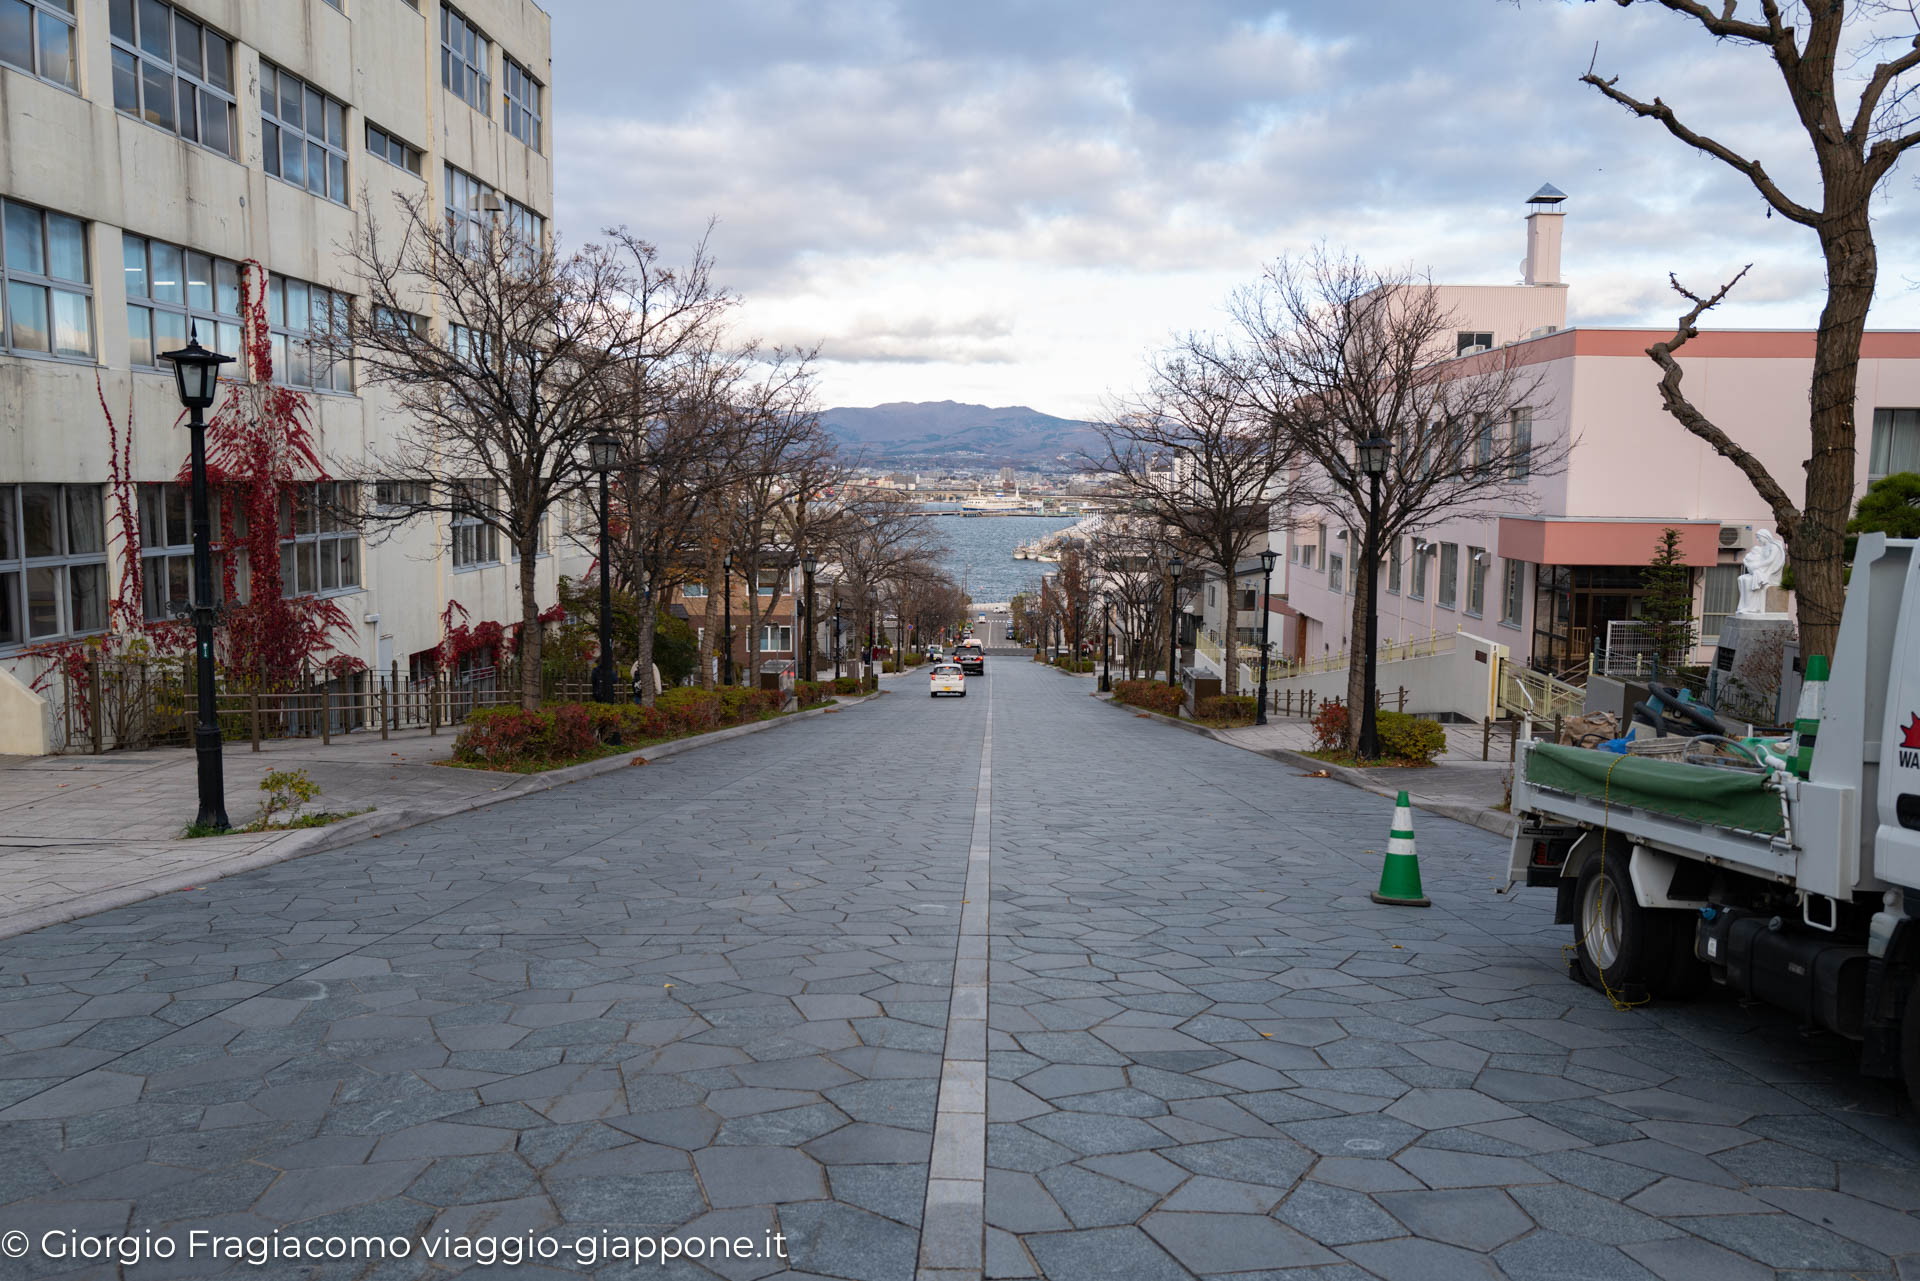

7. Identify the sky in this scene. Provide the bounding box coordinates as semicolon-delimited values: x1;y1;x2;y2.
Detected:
550;0;1920;420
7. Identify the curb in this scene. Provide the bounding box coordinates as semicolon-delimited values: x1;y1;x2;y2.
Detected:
0;693;878;942
1095;693;1516;839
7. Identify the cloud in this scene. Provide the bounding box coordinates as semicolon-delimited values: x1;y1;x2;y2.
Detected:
550;0;1920;412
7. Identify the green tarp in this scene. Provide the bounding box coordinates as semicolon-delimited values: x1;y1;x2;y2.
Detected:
1524;742;1785;836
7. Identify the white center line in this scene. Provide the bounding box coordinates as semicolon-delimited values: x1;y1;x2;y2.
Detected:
919;690;992;1280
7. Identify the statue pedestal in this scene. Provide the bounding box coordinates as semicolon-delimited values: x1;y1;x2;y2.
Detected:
1709;614;1798;728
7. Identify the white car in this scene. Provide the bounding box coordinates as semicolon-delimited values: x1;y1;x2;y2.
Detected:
977;613;988;623
929;663;966;697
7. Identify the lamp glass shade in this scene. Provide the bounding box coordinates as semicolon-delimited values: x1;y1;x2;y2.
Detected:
160;331;233;411
722;551;732;571
1259;549;1278;573
587;433;622;472
802;553;818;576
1356;435;1391;476
1170;556;1183;576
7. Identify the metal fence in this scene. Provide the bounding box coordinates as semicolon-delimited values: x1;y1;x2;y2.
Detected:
53;656;596;755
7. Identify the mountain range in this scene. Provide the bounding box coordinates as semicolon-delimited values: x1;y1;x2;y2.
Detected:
820;401;1098;468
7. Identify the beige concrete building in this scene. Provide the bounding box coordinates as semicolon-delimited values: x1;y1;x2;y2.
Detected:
0;0;580;752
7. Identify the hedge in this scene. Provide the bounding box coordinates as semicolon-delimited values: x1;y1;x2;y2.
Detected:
1113;679;1184;716
1196;694;1257;726
453;687;787;769
1377;709;1446;763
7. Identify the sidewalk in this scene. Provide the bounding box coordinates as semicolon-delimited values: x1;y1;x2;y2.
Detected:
0;693;873;941
1102;698;1519;837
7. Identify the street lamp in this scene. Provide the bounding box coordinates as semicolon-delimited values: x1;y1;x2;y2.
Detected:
832;585;842;680
160;328;234;832
1356;433;1392;760
1167;554;1183;689
801;551;818;680
722;550;734;685
587;432;623;744
1100;594;1113;692
1256;548;1278;726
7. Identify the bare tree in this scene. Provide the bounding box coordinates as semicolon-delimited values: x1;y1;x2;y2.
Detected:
1233;251;1560;744
1580;0;1920;659
340;195;627;708
829;496;941;670
1092;340;1299;695
1084;518;1172;679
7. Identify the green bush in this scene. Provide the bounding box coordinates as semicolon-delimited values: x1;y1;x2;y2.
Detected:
1377;709;1446;763
452;689;787;769
795;680;836;708
831;676;861;695
1196;694;1257;726
1113;679;1184;716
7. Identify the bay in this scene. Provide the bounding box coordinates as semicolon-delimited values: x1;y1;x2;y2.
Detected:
924;511;1081;605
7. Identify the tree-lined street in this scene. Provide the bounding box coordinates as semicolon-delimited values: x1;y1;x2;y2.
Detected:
1;659;1916;1278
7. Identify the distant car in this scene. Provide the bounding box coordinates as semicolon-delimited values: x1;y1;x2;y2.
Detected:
977;613;988;623
957;650;984;675
929;663;966;697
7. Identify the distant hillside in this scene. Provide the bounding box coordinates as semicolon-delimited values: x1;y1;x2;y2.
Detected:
821;401;1098;467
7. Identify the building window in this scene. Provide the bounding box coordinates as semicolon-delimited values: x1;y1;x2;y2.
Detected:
1502;559;1525;626
261;64;347;203
1407;544;1427;601
756;567;778;597
1466;547;1487;617
1;0;77;88
123;233;241;369
449;323;492;368
508;515;546;560
373;306;426;341
682;582;707;598
138;482;244;619
1870;408;1920;481
2;199;91;360
279;482;359;597
504;57;541;150
1472;416;1494;477
1315;523;1327;571
451;481;500;568
108;0;236;157
441;6;490;113
444;163;497;255
1509;409;1533;482
760;624;792;652
374;478;429;508
505;198;545;265
1438;543;1459;609
1457;331;1493;355
365;122;423;177
1328;551;1344;596
0;483;106;645
266;274;351;392
1387;538;1401;595
1701;564;1740;639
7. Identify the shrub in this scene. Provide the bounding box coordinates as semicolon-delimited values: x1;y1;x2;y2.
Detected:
795;680;835;708
454;688;792;769
1310;699;1349;752
1113;679;1184;716
1376;710;1446;763
255;768;320;827
831;676;861;695
1196;694;1257;726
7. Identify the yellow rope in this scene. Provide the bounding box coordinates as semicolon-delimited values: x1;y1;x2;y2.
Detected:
1562;752;1651;1012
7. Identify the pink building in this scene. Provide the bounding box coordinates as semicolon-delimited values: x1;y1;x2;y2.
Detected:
1273;190;1920;677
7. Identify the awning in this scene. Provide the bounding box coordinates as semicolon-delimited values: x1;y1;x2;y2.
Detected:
1497;518;1722;567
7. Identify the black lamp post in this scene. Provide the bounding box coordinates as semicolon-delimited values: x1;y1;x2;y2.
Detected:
722;550;734;685
160;329;234;832
587;433;620;710
1100;595;1113;692
801;551;818;680
1356;434;1392;760
1167;554;1183;688
832;586;842;680
1256;548;1278;726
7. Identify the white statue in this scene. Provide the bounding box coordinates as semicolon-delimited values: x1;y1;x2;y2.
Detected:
1735;528;1787;616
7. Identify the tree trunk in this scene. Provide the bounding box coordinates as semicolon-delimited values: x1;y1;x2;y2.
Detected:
1344;552;1373;751
697;545;721;689
517;538;541;710
1797;206;1876;661
633;576;657;707
1220;563;1239;697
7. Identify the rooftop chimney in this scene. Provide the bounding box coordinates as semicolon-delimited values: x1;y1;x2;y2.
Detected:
1522;183;1566;287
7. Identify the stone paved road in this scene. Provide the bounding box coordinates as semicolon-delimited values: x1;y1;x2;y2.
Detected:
1;660;1918;1280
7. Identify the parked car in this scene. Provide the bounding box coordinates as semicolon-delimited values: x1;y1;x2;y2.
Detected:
957;650;985;675
929;663;966;697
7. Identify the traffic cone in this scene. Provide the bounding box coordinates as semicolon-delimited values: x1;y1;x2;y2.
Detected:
1370;791;1431;908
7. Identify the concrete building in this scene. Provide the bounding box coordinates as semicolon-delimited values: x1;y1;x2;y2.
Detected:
1195;188;1920;709
1;0;572;752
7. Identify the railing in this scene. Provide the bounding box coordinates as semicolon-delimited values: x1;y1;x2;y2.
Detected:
1279;629;1458;678
1495;656;1585;722
52;655;596;755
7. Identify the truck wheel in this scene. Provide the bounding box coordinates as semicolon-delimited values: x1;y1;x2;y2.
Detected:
1573;857;1701;1000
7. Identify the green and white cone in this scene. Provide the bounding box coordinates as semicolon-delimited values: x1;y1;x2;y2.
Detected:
1370;790;1431;908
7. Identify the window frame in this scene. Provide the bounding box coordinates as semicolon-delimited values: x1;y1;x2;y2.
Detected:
504;55;542;151
278;481;360;598
440;5;490;113
0;483;108;647
450;480;501;570
364;121;424;178
107;0;238;158
1328;550;1344;596
1466;546;1487;618
137;481;246;619
1701;564;1740;640
1869;407;1920;482
265;272;353;393
261;62;349;204
1387;537;1401;595
1456;331;1494;355
1501;559;1525;627
1407;543;1427;601
122;232;242;371
1509;408;1533;483
1;0;79;90
444;162;495;256
759;623;793;653
1;197;93;362
1438;543;1459;610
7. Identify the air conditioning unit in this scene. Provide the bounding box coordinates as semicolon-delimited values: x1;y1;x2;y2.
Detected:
1719;524;1755;551
1529;325;1560;339
1460;344;1491;356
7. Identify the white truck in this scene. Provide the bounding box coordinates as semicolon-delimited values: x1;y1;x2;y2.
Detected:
1510;534;1920;1099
